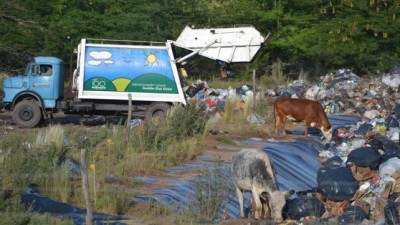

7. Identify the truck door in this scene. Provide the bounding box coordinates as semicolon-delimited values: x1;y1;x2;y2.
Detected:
30;64;54;100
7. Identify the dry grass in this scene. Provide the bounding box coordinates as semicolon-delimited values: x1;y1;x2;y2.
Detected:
208;93;275;139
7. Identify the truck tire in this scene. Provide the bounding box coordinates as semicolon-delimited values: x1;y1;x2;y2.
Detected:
12;100;43;128
145;102;171;120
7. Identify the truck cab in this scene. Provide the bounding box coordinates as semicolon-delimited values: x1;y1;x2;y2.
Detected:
1;56;64;127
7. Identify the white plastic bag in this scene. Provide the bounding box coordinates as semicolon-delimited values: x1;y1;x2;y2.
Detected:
379;157;400;179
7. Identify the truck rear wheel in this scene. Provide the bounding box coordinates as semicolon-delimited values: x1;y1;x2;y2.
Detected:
13;100;43;128
145;102;171;120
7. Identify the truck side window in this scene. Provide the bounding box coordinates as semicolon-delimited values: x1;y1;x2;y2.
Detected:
40;65;53;76
32;65;40;75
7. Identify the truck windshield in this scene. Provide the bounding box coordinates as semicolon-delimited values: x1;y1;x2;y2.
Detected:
23;63;32;76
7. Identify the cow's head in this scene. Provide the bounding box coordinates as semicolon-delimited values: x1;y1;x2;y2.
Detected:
321;124;332;141
264;189;294;223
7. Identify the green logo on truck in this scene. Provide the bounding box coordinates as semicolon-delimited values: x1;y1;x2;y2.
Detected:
84;74;178;94
84;77;116;91
125;74;178;93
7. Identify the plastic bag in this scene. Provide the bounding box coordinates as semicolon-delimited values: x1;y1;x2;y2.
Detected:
394;103;400;119
304;86;320;100
353;123;373;137
317;166;359;201
386;116;400;128
384;202;400;225
338;205;369;225
346;147;382;170
379;157;400;179
332;127;349;142
389;192;400;202
246;113;265;125
283;195;325;220
368;135;400;161
321;155;343;168
186;86;198;97
364;110;380;120
130;119;142;128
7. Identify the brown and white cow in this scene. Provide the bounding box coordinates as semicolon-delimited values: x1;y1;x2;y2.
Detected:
274;96;332;140
231;148;294;222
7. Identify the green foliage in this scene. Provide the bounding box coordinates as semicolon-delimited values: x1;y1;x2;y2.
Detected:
167;104;210;140
1;0;399;77
130;104;209;152
97;184;132;215
259;0;400;75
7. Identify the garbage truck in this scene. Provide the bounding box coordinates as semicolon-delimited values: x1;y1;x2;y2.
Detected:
0;25;266;128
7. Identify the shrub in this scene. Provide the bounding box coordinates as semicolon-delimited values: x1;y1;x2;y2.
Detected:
129;104;209;153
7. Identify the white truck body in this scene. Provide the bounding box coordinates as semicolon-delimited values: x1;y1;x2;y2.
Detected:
74;40;187;104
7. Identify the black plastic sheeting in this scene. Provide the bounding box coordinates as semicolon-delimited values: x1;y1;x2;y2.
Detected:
260;138;322;192
132;115;361;221
21;193;128;225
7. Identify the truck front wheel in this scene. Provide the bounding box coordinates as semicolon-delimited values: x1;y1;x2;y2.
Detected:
145;102;171;120
13;100;43;128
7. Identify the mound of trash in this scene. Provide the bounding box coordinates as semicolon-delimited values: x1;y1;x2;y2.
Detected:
181;68;400;224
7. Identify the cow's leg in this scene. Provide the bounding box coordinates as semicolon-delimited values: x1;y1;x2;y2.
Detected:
254;195;270;219
251;195;257;219
280;116;286;135
275;115;286;136
263;196;271;219
274;113;280;135
235;187;245;218
251;188;262;219
304;120;310;136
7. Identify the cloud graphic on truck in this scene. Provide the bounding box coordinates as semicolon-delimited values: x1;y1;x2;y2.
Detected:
88;60;102;66
88;51;113;65
90;51;112;59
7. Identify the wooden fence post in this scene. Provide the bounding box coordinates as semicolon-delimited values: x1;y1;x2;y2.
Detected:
80;148;93;225
252;70;256;114
125;93;132;144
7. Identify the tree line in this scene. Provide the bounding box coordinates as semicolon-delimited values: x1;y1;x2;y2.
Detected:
1;0;399;79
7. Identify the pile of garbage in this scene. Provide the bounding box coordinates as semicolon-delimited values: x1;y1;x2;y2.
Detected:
182;79;255;114
265;69;400;225
182;68;400;224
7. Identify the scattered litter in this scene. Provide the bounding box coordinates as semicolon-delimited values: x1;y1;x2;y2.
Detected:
246;113;265;125
130;118;142;128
